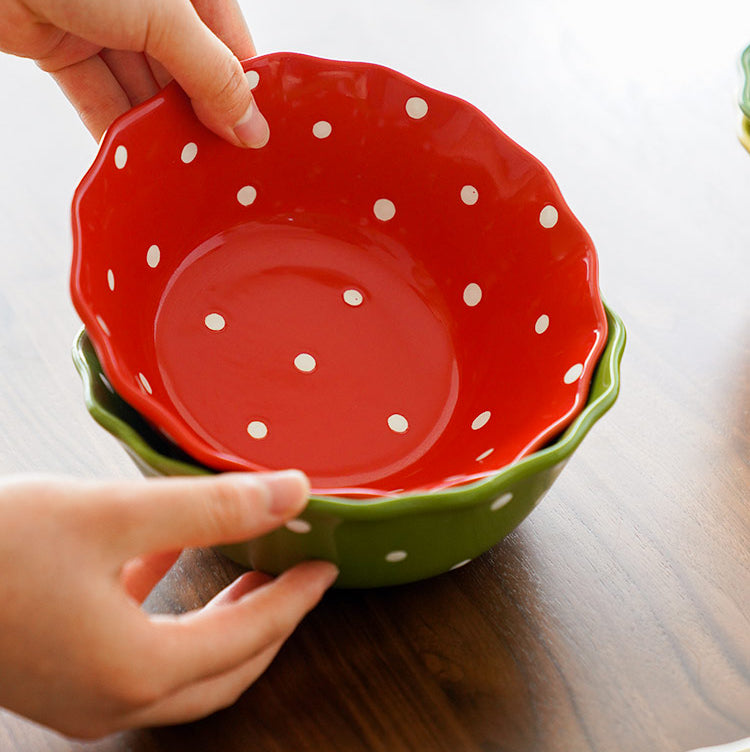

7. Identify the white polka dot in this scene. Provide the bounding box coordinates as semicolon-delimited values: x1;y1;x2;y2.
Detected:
237;185;257;206
312;120;332;139
535;314;550;334
564;363;584;384
388;414;409;433
285;519;312;534
99;373;114;393
373;198;396;221
96;315;110;336
471;411;491;430
405;96;428;119
460;185;479;205
491;492;514;511
138;373;152;394
114;145;127;169
107;269;115;291
463;283;482;307
539;204;558;228
181;142;198;164
386;550;408;563
245;70;260;89
476;448;494;462
450;559;471;570
204;313;226;331
247;420;268;439
294;353;317;373
146;245;160;268
343;289;363;306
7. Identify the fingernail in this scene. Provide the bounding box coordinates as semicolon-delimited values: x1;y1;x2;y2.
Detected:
319;561;340;588
261;470;310;515
234;98;270;148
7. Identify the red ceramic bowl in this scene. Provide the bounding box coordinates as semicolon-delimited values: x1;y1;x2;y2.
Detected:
71;52;607;497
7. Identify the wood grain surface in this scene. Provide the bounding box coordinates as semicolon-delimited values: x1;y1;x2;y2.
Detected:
0;1;748;750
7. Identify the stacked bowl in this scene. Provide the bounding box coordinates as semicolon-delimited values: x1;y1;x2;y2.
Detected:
71;53;625;587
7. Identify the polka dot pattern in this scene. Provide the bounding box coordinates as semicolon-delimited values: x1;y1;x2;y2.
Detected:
96;315;110;336
285;519;312;534
472;411;491;430
146;245;160;268
138;373;152;394
373;198;396;221
237;185;257;206
312;120;332;139
463;283;482;307
460;185;479;205
82;54;606;505
386;550;408;563
247;420;268;439
564;363;584;384
114;145;127;169
245;70;260;89
491;492;514;511
294;353;317;373
388;414;409;434
204;313;226;331
405;97;428;119
343;289;363;307
181;142;198;164
539;205;558;228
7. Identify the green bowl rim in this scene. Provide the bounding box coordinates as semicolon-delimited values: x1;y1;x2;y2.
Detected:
73;302;625;520
740;44;750;119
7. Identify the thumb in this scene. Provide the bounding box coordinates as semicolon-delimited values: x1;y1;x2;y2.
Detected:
145;1;269;148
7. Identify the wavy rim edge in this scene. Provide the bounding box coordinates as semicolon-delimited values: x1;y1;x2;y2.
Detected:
70;51;608;486
73;302;625;517
740;44;750;120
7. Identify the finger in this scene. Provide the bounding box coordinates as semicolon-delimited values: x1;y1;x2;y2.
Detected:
146;54;173;88
97;471;310;559
50;54;131;140
99;49;160;107
120;550;182;603
152;560;337;686
143;0;268;147
190;0;257;59
125;635;284;728
203;570;274;608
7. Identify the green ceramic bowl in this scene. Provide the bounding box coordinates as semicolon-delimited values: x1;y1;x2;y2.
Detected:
73;305;625;588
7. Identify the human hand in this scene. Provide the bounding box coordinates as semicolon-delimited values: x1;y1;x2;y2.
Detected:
0;0;269;146
0;471;337;738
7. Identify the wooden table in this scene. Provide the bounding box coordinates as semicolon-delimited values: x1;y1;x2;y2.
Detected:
1;2;748;750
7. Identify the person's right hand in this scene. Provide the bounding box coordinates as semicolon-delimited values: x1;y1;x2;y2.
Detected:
0;471;337;738
0;0;269;146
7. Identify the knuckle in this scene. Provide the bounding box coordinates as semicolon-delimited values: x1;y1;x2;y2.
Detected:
208;57;250;119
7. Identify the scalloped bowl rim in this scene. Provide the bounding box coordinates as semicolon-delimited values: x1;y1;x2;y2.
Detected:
70;51;608;495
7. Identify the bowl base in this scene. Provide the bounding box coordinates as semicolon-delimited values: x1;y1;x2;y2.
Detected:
154;220;460;494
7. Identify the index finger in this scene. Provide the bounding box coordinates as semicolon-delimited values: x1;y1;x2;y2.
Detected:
91;471;310;559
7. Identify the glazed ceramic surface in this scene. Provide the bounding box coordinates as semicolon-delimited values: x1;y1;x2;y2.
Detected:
73;305;624;588
740;44;750;152
71;52;607;497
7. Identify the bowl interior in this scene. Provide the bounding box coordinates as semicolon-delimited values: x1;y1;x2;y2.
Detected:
71;53;607;496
